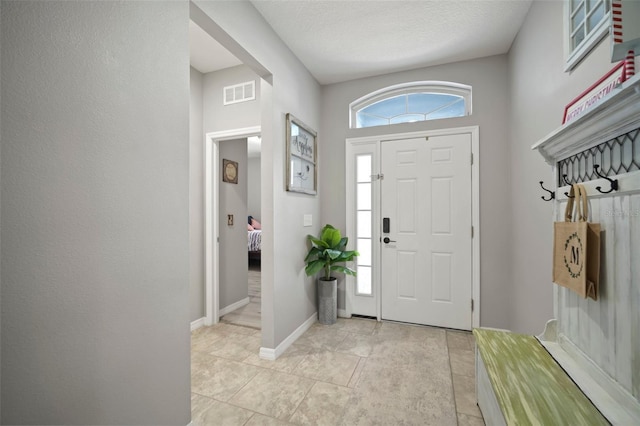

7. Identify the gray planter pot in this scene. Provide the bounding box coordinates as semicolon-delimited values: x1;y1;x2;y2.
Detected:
317;278;337;325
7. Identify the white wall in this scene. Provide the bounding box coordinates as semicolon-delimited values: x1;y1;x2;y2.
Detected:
248;156;262;220
321;55;511;329
190;66;205;321
219;139;249;309
507;1;614;334
1;2;190;424
194;0;322;349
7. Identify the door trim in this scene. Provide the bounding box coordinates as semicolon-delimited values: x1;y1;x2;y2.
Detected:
345;126;480;329
204;126;261;326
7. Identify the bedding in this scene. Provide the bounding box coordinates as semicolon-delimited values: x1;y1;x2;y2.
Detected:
248;229;262;253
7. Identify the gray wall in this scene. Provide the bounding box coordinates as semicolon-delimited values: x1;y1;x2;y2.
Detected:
190;64;261;323
219;139;249;309
321;55;511;329
248;156;262;220
195;0;322;349
507;1;614;334
203;65;261;133
1;2;190;424
190;66;205;321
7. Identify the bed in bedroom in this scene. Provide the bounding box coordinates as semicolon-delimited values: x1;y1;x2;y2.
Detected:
248;216;261;263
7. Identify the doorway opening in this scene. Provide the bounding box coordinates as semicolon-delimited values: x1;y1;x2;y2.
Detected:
204;127;261;327
217;135;263;329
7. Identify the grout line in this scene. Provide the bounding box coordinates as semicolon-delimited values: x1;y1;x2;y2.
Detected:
347;357;367;388
445;331;462;426
286;378;318;423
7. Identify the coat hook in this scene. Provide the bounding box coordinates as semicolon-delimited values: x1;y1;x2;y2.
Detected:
539;181;555;201
562;174;575;198
594;165;618;194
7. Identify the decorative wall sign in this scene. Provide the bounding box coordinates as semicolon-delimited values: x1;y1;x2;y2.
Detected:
286;113;317;195
222;159;238;184
562;61;627;124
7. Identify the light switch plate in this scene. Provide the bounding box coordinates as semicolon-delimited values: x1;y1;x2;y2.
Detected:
303;214;312;227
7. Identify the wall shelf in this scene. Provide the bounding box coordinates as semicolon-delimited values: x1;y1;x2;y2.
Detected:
532;73;640;164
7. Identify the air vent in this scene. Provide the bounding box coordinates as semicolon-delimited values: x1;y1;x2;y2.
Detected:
223;81;256;105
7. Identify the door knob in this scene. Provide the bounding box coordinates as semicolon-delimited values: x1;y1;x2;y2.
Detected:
383;237;396;244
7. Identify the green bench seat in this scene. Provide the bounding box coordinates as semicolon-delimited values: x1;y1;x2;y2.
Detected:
473;328;609;426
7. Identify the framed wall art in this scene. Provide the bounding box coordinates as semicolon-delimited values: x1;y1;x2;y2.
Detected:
222;159;238;184
286;113;317;195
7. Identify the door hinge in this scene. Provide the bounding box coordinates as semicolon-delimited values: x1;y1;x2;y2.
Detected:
471;226;474;238
471;299;474;311
471;153;474;165
371;173;384;181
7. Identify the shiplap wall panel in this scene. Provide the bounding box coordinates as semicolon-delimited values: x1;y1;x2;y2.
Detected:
587;199;603;367
555;193;639;401
614;196;632;392
631;195;640;398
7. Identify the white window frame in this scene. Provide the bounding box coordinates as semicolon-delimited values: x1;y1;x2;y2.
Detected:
564;0;611;72
349;81;472;129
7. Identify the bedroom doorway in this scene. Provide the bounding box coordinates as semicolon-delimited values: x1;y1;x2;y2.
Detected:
219;136;263;329
204;127;261;328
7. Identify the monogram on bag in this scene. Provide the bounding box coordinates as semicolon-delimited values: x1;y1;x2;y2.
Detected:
552;184;601;300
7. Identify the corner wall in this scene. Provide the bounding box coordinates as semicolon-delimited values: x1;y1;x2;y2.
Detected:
190;66;205;321
1;2;190;424
507;1;614;333
321;55;512;329
194;0;322;350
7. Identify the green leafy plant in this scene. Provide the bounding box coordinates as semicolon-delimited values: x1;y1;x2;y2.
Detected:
305;224;359;281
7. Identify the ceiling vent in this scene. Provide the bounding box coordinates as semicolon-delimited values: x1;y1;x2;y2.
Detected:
224;81;256;105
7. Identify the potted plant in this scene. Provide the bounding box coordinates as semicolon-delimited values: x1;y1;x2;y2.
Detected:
305;224;358;325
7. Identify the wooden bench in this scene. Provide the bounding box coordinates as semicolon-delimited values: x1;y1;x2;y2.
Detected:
473;328;608;426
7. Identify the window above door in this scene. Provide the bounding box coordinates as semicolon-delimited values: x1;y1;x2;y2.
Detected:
350;81;472;129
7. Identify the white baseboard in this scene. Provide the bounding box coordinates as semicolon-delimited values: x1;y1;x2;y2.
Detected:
219;297;250;316
259;312;317;361
190;317;206;331
338;309;350;318
259;347;277;361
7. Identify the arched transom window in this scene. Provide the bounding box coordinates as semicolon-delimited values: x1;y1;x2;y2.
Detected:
350;81;472;129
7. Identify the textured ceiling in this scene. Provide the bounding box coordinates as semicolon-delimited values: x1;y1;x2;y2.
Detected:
251;0;533;84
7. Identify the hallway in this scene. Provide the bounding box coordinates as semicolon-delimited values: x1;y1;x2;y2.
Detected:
220;263;261;329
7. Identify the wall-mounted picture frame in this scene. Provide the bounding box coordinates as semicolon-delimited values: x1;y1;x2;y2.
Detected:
222;159;238;184
286;113;317;195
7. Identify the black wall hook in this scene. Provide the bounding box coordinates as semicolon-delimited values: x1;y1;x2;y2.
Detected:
539;181;555;201
594;165;619;194
562;175;575;198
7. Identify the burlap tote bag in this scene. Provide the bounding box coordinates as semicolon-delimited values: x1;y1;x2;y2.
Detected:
552;184;601;300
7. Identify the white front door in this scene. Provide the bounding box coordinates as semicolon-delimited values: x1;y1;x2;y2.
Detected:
380;134;472;330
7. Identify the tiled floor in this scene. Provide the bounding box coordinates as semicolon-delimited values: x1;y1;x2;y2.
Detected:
191;318;485;426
